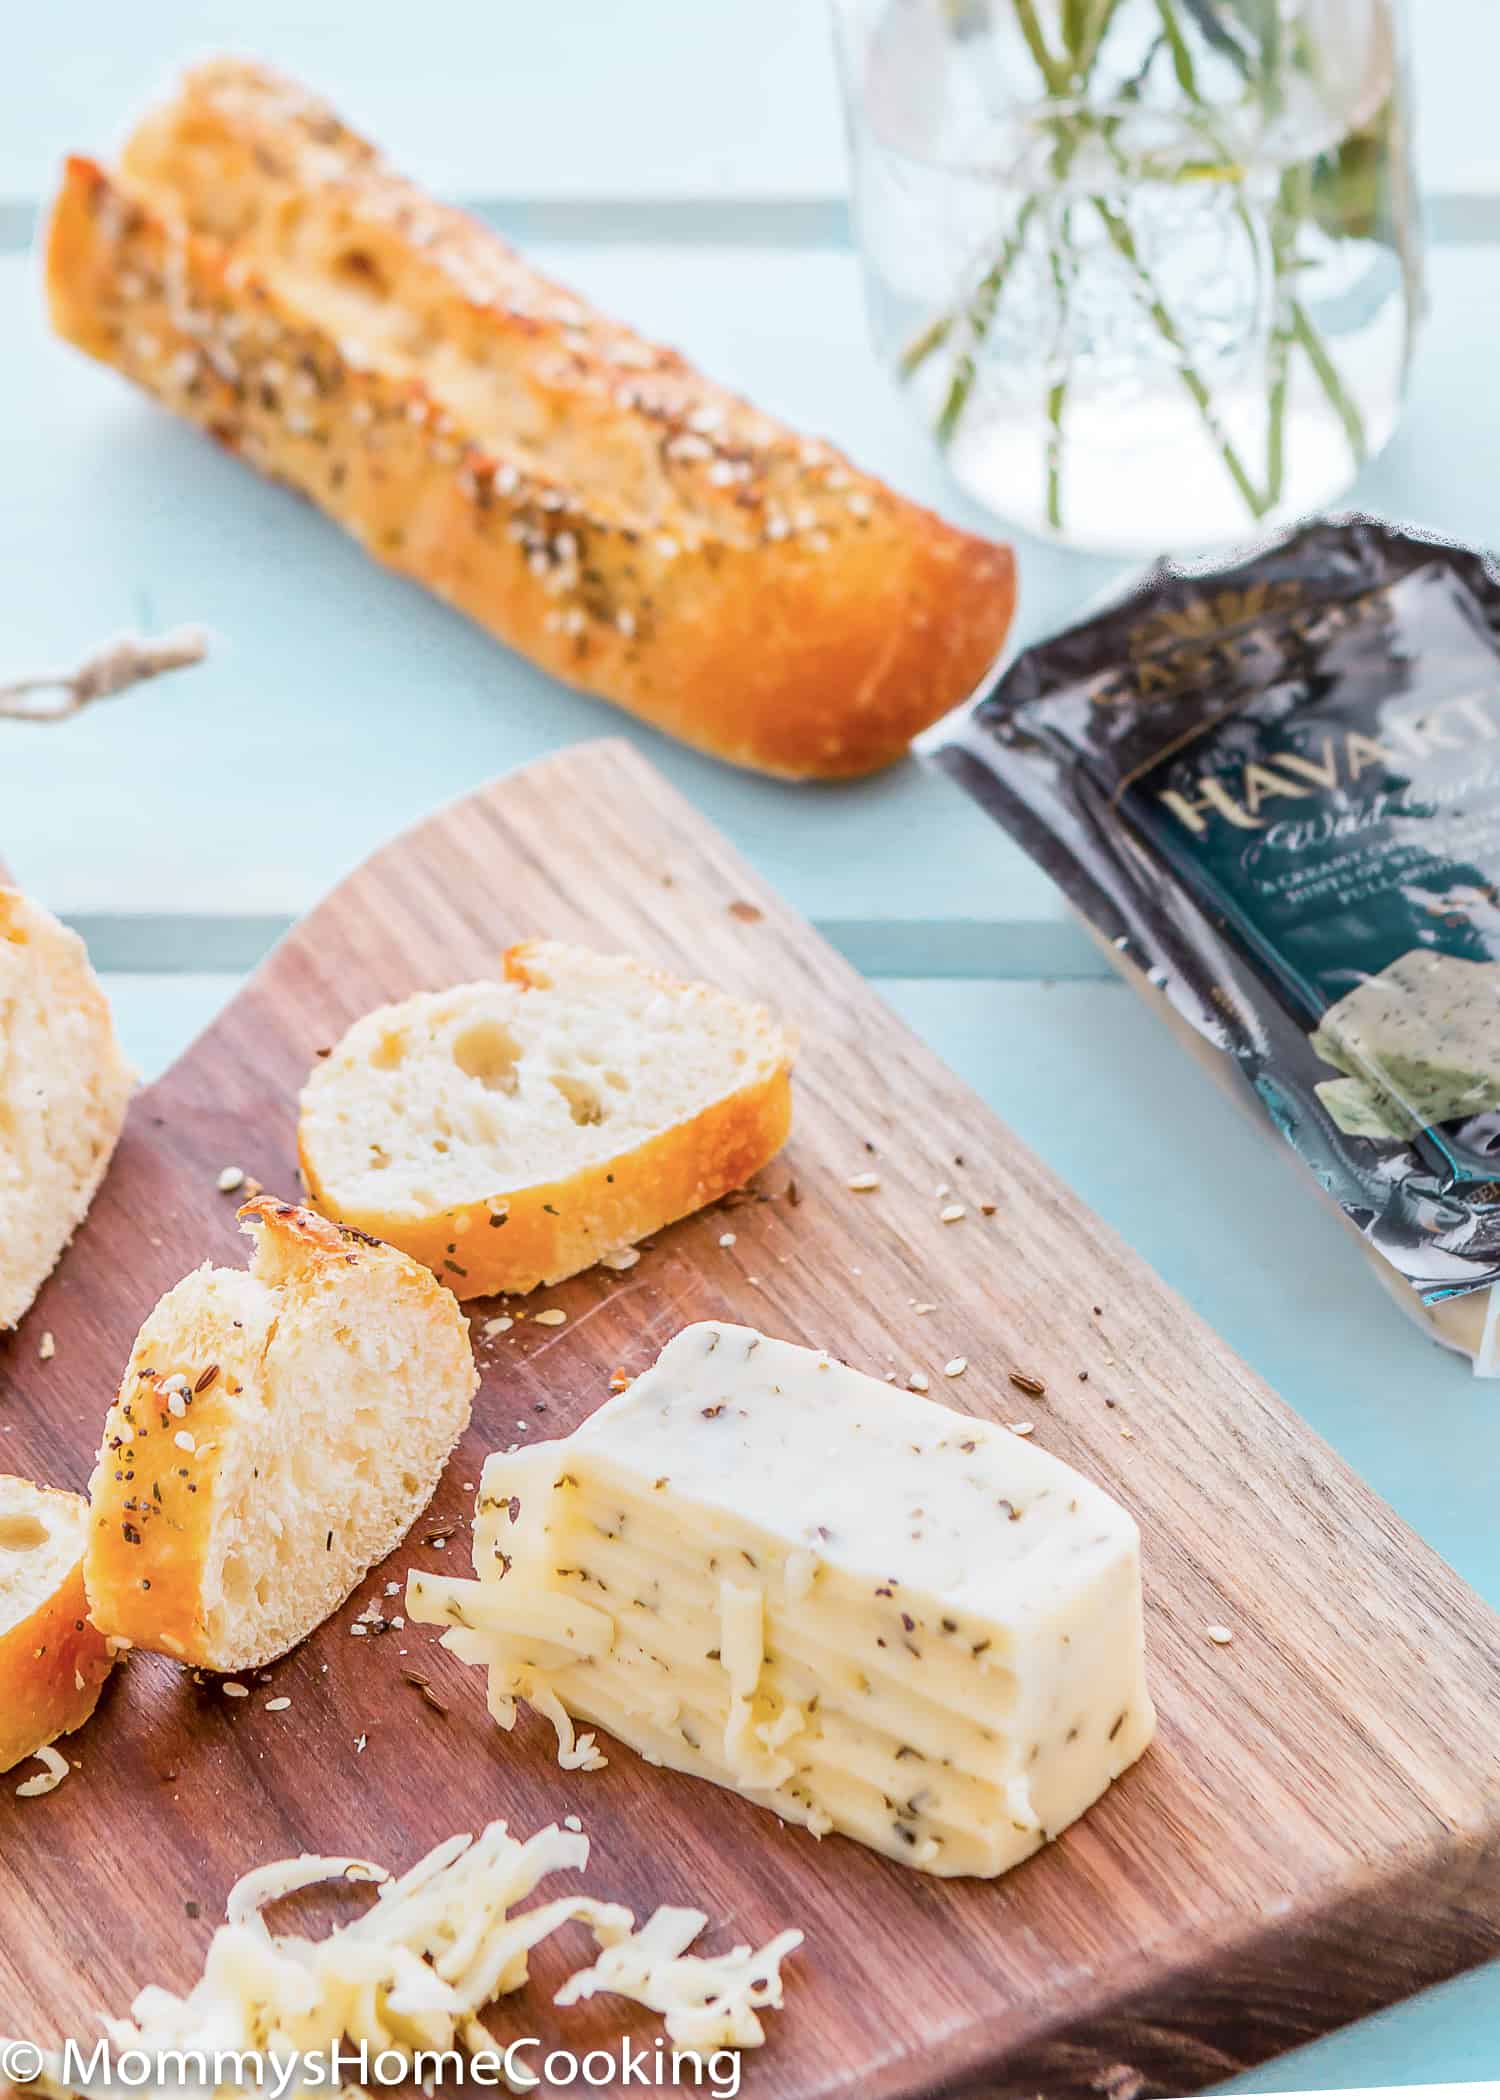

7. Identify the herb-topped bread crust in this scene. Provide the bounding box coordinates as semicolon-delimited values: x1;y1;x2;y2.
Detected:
45;59;1016;780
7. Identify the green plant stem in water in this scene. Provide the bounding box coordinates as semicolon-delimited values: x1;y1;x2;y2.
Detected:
1042;196;1077;530
915;13;1268;519
1090;28;1270;521
1154;0;1199;97
900;15;1098;401
1045;377;1069;530
897;310;955;380
1150;0;1361;492
898;0;1379;531
1249;163;1293;510
931;195;1040;441
1061;0;1120;85
1291;298;1368;464
1090;194;1269;519
1011;0;1072;95
1263;278;1292;508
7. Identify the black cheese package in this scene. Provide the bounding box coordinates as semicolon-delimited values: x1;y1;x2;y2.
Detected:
936;518;1500;1370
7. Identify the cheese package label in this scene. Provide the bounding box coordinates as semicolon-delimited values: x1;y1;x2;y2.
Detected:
937;519;1500;1361
409;1322;1154;1878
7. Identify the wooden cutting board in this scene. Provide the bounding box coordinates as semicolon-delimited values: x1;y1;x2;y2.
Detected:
4;738;1499;2099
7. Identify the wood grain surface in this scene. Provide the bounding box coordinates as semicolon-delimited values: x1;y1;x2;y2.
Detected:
3;740;1499;2099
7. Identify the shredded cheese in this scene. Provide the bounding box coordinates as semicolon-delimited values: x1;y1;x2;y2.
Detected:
530;1685;609;1772
411;1567;613;1770
16;1816;800;2095
556;1906;804;2052
224;1856;385;1926
15;1745;70;1797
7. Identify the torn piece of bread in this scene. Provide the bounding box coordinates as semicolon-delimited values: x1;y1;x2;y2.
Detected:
0;888;132;1328
0;1476;116;1775
43;59;1015;780
298;942;795;1298
85;1199;477;1672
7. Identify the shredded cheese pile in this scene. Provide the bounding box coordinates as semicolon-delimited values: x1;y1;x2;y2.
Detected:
10;1818;801;2097
557;1906;805;2052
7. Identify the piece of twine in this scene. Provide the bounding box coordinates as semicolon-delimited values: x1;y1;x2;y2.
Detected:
0;626;208;722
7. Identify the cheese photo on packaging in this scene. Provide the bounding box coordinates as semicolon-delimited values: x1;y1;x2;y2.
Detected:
1310;951;1500;1132
936;520;1500;1368
409;1323;1154;1878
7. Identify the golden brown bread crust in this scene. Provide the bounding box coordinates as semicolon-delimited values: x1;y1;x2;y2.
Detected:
44;61;1015;778
297;943;795;1298
0;1488;115;1775
86;1222;280;1667
299;1075;793;1301
84;1197;474;1668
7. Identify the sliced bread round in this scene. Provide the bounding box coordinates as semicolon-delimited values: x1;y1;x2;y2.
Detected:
0;1475;116;1774
298;941;795;1297
85;1198;477;1673
0;887;133;1329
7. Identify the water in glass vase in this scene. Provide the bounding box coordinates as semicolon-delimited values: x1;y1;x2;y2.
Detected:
841;3;1420;554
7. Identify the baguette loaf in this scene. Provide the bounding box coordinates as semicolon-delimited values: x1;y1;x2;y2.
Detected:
0;886;133;1329
85;1198;477;1672
0;1476;116;1775
44;60;1016;780
298;940;794;1297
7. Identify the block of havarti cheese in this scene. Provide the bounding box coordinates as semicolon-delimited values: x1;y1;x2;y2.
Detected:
409;1323;1154;1877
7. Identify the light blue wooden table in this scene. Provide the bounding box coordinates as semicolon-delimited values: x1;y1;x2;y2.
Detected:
4;5;1499;2087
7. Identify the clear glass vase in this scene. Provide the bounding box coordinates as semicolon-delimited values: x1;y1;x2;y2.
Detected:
832;0;1424;554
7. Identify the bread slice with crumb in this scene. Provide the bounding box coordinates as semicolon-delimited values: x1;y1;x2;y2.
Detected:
85;1199;477;1672
0;1476;116;1774
298;941;795;1298
0;887;133;1328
